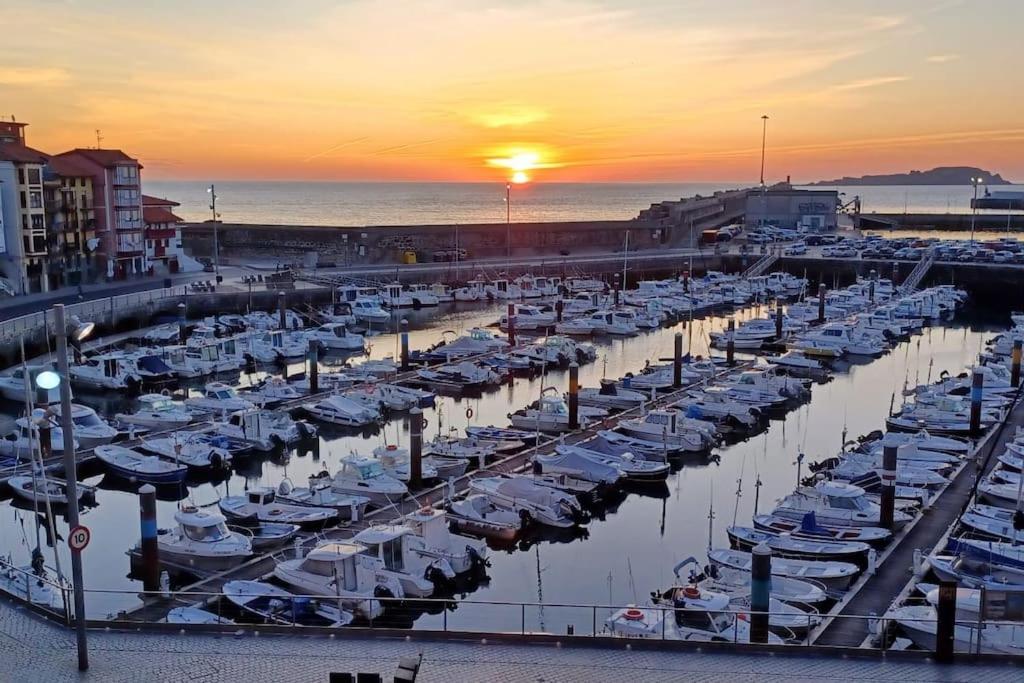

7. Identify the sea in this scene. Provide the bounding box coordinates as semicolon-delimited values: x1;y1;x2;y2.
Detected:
144;181;1024;228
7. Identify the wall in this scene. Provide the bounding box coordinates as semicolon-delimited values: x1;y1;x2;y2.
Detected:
745;189;839;230
0;162;21;290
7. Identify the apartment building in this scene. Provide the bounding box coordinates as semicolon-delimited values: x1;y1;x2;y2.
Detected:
0;120;51;293
142;194;186;272
44;156;97;287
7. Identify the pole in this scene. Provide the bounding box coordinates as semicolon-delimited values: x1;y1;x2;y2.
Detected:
400;319;410;371
139;484;159;592
726;319;735;366
673;332;683;388
53;305;88;670
817;283;826;323
308;339;319;394
613;273;620;307
935;580;957;662
567;363;580;430
506;303;516;346
1012;339;1022;387
409;408;423;489
506;183;511;267
970;179;979;244
759;115;769;186
177;302;187;345
277;291;286;329
209;183;219;276
555;298;563;323
774;304;783;339
750;542;771;644
969;368;984;437
879;441;897;530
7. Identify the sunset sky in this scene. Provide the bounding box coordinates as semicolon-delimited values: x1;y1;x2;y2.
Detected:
3;0;1022;183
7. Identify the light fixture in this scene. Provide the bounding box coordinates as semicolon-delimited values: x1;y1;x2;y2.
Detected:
69;315;95;342
35;370;60;390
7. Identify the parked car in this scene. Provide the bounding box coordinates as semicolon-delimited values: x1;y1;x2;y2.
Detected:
783;242;807;256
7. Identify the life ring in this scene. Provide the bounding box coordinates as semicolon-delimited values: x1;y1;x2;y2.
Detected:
466;407;474;419
623;608;644;621
682;585;700;599
420;417;428;430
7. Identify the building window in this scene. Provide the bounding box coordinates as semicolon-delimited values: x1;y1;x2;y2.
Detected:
31;214;44;230
29;191;42;209
19;191;26;209
17;168;24;185
27;168;41;185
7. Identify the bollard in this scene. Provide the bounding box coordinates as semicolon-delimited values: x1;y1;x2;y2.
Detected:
400;319;410;371
507;303;516;346
555;298;564;323
750;543;772;644
774;304;783;339
817;283;826;323
568;363;580;430
969;368;984;437
177;302;187;344
278;291;287;329
1012;339;1022;387
879;442;898;530
308;339;319;394
673;333;683;388
935;581;957;663
139;484;160;592
726;319;735;366
409;408;423;488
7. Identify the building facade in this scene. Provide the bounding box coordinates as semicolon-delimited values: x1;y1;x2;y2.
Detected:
142;195;185;272
0;120;51;293
744;185;839;231
44;156;97;288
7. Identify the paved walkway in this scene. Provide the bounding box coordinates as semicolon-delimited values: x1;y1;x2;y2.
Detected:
2;603;1021;682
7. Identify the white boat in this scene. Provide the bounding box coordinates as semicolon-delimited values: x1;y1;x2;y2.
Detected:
554;318;595;336
927;553;1024;590
772;350;825;371
213;409;315;450
888;604;1024;655
858;429;969;455
352;525;453;597
94;444;188;485
508;395;606;433
405;508;489;574
379;283;414;308
416;362;500;390
371;444;439;482
144;507;252;572
652;583;820;634
164;607;235;625
330;455;408;507
616;409;710;451
247;329;307;362
222;580;352;626
218;488;337;529
453;280;485;302
423;435;495;464
304;323;366;352
447;494;524;541
304;394;381;427
140;433;233;470
533;447;621;485
586;310;637;336
436;327;510;356
708;547;859;591
606;589;784;643
185;382;256;415
115;393;197;430
958;505;1024;543
429;283;454;303
499;304;555;330
554;444;669;482
0;556;65;609
485;279;522;301
725;525;870;563
405;283;440;307
346;382;431;411
272;542;404;619
577;380;647;410
673;389;762;428
6;474;82;506
274;477;370;521
949;536;1024;570
469;474;583;528
0;415;76;461
241;377;304;406
69;352;142;391
143;324;181;345
351;298;391;323
0;365;60;404
773;480;913;529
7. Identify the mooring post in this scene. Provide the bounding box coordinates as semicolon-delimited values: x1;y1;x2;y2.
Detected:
277;291;287;329
568;363;580;430
400;319;410;371
1012;339;1022;387
139;484;160;592
673;332;683;388
409;408;423;489
750;542;772;644
774;303;783;339
683;270;690;293
177;302;187;345
555;298;564;323
879;441;898;530
935;580;957;663
869;269;877;302
817;283;826;323
507;303;516;346
613;273;620;307
969;368;984;437
726;319;736;366
308;339;319;394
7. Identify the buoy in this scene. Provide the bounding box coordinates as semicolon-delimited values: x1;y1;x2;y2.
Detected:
466;407;474;419
623;608;644;621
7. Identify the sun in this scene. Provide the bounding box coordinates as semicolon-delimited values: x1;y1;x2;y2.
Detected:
511;170;529;184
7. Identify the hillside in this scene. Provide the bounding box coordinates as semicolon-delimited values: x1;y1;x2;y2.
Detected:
808;166;1011;186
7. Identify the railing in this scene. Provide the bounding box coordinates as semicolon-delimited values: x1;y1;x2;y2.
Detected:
898;249;936;294
741;251;779;278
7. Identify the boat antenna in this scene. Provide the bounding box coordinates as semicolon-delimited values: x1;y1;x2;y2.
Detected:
794;452;805;488
626;557;638;604
706;484;715;552
753;473;762;516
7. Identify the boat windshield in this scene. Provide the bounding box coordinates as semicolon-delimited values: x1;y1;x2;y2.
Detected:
213;389;236;400
357;462;384;479
827;495;869;511
73;412;106;428
183;522;230;542
150;398;174;412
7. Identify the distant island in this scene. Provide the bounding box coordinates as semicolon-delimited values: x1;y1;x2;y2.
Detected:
808;166;1011;186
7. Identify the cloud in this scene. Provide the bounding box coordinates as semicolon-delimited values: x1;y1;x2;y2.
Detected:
926;54;960;63
0;66;69;86
471;106;549;129
830;76;909;92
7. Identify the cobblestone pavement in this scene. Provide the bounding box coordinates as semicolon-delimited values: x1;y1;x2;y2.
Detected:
2;603;1021;682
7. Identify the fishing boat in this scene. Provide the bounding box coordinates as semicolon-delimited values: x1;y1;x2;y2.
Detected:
591;430;684;459
115;393;198;430
352;525;454;597
142;507;252;572
577;380;647;411
218;488;338;529
726;525;870;564
773;480;912;529
94;444;188;485
330;455;408;507
404;508;489;574
223;580;354;626
213;409;315;451
304;394;381;427
275;477;370;521
447;494;524;541
708;547;859;591
140;434;233;470
469;474;584;528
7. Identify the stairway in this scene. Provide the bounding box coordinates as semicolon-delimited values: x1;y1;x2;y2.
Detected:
898;249;936;294
742;251;779;278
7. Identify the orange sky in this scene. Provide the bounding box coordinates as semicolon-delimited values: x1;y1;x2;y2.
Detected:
2;0;1022;183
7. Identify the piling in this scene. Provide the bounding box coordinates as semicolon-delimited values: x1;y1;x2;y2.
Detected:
934;581;957;662
139;484;160;592
683;270;690;293
613;273;621;307
969;368;984;437
507;303;516;346
177;303;187;344
673;333;683;388
409;408;423;488
750;543;772;644
277;291;287;329
726;319;736;366
308;339;319;394
400;319;410;371
817;283;826;323
879;442;898;530
568;363;580;430
555;299;564;323
774;304;783;339
1012;339;1022;387
869;269;877;302
38;424;52;459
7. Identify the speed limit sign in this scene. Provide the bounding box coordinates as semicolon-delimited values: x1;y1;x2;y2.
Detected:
68;525;91;552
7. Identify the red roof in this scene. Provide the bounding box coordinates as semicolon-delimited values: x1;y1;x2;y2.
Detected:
143;207;182;224
47;155;94;178
53;148;140;168
141;194;180;207
0;143;48;164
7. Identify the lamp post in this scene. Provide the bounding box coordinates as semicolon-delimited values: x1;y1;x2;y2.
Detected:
969;176;983;244
207;184;219;275
37;304;94;671
505;182;511;268
759;114;769;187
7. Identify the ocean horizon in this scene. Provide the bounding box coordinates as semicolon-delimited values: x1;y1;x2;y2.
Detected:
144;180;1024;227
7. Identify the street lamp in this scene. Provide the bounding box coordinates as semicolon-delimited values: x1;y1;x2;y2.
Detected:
969;176;983;244
207;184;219;275
505;182;511;269
36;304;94;671
759;114;769;187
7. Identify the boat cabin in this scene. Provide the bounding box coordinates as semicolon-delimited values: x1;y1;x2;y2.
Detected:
299;542;365;591
174;508;233;542
353;526;413;572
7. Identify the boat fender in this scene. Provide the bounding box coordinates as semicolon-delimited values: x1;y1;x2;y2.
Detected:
161;388;172;397
465;407;474;419
210;451;224;469
518;509;533;527
420;417;428;429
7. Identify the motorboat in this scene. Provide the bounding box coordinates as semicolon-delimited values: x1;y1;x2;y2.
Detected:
354;357;399;378
726;368;810;400
0;365;60;405
947;536;1024;570
352;525;454;597
213;409;315;450
69;352;142;391
452;279;485;302
241;377;304;407
708;547;859;591
434;327;510;356
591;429;685;460
469;474;584;528
773;480;912;529
553;444;669;482
423;435;496;465
139;433;233;470
533;447;622;486
304;323;366;352
886;401;999;435
616;410;710;451
404;283;439;307
958;504;1024;543
429;283;455;303
346;382;434;411
928;553;1024;590
185;382;256;415
226;521;300;551
486;279;523;301
0;556;65;609
673;390;761;428
464;425;538;445
499;304;555;330
726;525;870;564
554;318;595;336
290;372;368;394
7;474;83;506
318;302;357;327
752;513;891;547
218;488;338;529
585;310;637;336
404;508;488;574
351;298;391;324
856;429;969;455
246;329;307;362
272;542;404;619
371;444;439;483
772;350;825;372
378;283;414;308
304;394;381;427
508;395;607;433
275;476;370;521
222;580;352;626
330;455;408;507
416;362;500;391
115;393;198;430
164;607;235;625
577;380;647;410
447;494;524;541
652;583;820;636
887;604;1024;655
94;444;188;485
144;507;252;572
0;413;78;462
